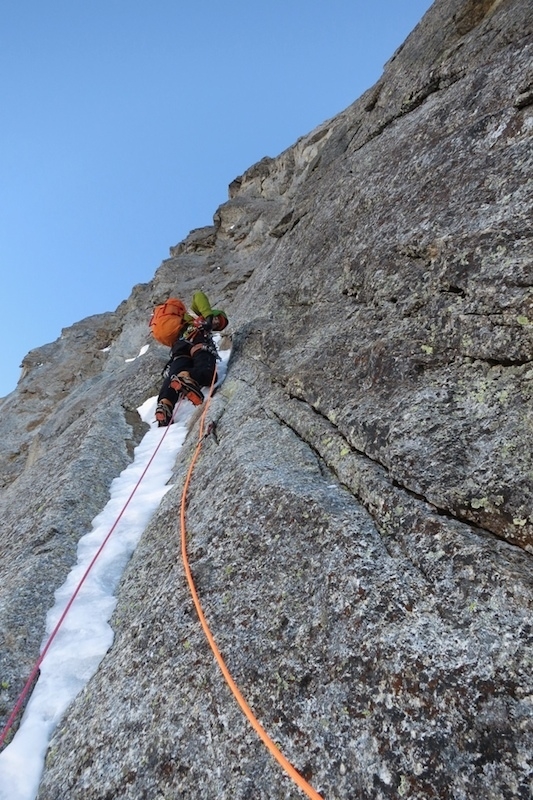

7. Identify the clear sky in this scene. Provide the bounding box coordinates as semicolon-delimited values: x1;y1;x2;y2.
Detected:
0;0;433;398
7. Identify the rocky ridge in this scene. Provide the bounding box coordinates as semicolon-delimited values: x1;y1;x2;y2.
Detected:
0;0;532;797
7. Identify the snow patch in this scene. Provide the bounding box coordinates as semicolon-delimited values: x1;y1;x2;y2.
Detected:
0;346;230;800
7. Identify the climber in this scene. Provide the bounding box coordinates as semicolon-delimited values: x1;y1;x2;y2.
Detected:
150;290;228;426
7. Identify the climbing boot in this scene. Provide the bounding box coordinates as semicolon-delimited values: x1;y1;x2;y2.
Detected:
155;399;174;427
169;371;204;406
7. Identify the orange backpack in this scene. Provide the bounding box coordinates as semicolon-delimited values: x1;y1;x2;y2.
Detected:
149;298;187;346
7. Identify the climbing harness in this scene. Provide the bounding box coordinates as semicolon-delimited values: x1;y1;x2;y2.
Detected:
180;375;323;800
190;339;220;360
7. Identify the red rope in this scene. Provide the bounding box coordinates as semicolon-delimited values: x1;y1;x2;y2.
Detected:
0;399;181;750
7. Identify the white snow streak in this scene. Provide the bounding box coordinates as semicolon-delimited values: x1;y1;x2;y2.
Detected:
0;347;229;799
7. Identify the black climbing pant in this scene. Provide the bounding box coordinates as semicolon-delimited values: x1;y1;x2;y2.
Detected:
158;341;216;406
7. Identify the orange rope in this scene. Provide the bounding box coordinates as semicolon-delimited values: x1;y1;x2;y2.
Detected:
180;381;323;800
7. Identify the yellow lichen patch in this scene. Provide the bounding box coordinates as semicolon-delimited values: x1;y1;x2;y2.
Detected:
470;497;490;510
398;775;410;797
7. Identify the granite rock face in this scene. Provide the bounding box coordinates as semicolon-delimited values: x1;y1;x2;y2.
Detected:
0;0;532;798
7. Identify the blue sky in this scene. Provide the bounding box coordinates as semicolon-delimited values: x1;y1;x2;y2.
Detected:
0;0;433;398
